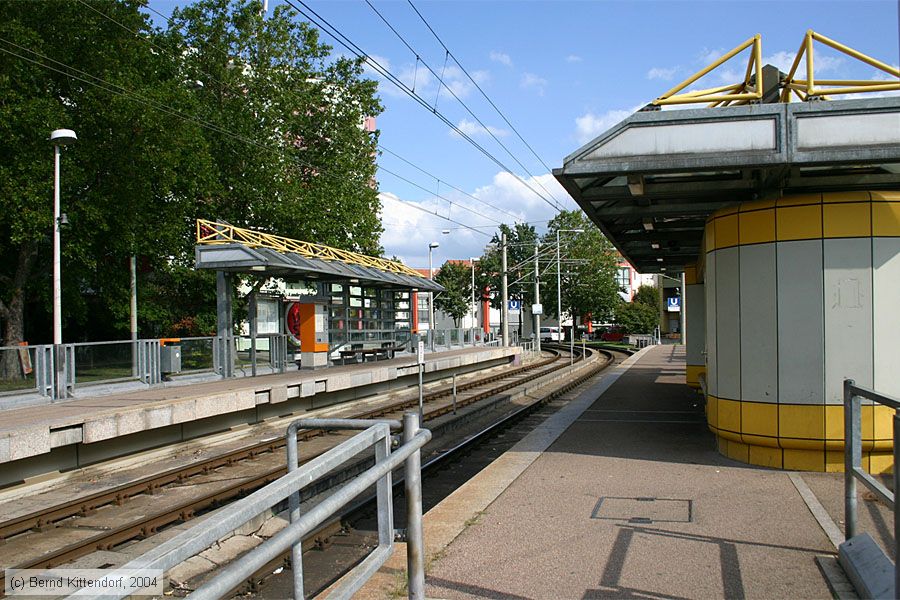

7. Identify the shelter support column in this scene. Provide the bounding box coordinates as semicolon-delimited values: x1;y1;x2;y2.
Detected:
684;264;705;389
703;191;900;473
216;271;234;378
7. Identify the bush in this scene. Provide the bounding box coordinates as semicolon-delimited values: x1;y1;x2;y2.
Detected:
614;301;658;334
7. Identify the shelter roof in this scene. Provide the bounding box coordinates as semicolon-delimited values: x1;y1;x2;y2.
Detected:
554;96;900;273
194;219;444;292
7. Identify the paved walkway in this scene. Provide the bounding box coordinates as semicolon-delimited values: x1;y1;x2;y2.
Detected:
423;345;837;599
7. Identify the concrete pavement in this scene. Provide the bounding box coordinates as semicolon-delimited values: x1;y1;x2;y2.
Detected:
421;345;838;599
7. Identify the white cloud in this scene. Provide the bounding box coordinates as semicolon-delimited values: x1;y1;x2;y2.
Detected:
566;54;582;63
520;72;548;95
647;66;678;81
454;118;510;138
697;47;724;65
763;50;844;74
489;51;512;67
369;60;485;101
363;54;391;76
574;107;640;144
471;69;490;84
379;172;570;267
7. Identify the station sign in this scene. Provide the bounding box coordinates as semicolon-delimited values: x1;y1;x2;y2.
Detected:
508;299;522;313
417;340;426;365
667;297;681;312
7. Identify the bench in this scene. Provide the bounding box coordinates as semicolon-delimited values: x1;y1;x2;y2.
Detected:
338;344;404;365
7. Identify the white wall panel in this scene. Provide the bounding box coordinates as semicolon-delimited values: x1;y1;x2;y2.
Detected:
874;239;900;399
777;240;824;404
824;238;873;404
685;283;706;366
705;253;717;397
740;244;778;403
715;247;741;400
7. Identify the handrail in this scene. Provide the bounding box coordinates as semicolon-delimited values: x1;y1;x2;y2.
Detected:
843;378;900;596
72;413;430;600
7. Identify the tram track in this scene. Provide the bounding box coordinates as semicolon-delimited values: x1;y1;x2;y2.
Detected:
0;345;599;592
249;345;622;598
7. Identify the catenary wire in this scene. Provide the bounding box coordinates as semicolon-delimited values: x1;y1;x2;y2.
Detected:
283;0;562;213
405;0;572;210
363;0;563;211
128;0;522;227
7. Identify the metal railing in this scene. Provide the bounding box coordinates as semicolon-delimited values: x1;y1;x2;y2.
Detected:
843;378;899;595
74;413;431;600
2;327;486;404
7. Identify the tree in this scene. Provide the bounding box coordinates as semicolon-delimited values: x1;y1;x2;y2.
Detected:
477;223;538;338
167;0;383;253
433;261;472;327
632;284;660;311
614;284;660;334
0;0;384;380
0;0;209;378
614;301;659;334
540;210;620;324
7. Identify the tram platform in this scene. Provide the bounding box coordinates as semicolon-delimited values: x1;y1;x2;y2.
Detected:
361;344;892;599
0;345;519;478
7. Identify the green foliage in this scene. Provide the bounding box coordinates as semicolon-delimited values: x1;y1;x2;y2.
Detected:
614;301;659;334
632;284;660;310
0;0;383;351
433;261;472;327
540;210;620;322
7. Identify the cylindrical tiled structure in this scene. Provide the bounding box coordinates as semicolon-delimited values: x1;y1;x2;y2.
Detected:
684;264;705;389
703;191;900;472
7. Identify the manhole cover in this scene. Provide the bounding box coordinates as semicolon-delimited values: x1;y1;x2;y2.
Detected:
591;496;692;524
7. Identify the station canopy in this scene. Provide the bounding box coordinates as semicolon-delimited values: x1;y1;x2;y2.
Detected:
554;32;900;274
194;219;444;292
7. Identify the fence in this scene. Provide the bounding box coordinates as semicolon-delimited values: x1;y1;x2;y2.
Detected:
2;328;489;403
842;378;899;598
74;413;431;600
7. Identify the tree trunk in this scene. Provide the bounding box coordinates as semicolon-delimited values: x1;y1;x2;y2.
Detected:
0;245;35;380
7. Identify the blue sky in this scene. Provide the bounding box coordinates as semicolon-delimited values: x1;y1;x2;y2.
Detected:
147;0;900;267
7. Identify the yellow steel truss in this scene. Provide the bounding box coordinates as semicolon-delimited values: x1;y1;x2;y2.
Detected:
195;219;422;278
653;35;762;107
652;31;899;108
780;30;900;102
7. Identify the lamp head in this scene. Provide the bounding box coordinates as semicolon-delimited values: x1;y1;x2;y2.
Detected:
429;242;440;249
50;129;77;146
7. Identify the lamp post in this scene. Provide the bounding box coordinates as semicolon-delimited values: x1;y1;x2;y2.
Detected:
556;228;583;364
428;241;439;350
50;129;76;400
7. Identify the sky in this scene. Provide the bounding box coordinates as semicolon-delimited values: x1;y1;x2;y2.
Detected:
147;0;900;268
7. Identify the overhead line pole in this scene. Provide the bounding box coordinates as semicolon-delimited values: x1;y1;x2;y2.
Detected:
501;231;509;347
534;243;541;354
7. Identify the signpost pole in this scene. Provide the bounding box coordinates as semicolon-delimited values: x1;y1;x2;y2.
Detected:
417;339;425;423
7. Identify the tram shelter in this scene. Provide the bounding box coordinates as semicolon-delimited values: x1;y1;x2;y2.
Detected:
194;219;444;373
554;32;900;472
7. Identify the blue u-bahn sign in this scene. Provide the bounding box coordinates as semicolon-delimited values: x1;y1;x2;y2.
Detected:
667;297;681;312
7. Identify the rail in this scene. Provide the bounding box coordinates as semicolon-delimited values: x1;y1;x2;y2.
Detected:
842;378;900;597
72;413;431;600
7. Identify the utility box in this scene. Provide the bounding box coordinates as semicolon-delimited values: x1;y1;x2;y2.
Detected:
286;298;330;369
160;345;182;374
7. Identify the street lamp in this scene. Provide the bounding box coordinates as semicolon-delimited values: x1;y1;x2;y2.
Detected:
428;241;439;348
50;128;76;399
556;228;583;363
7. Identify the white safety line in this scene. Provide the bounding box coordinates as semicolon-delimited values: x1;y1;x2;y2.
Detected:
789;472;844;550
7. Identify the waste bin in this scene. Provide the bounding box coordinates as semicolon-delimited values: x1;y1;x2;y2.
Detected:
160;345;182;374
